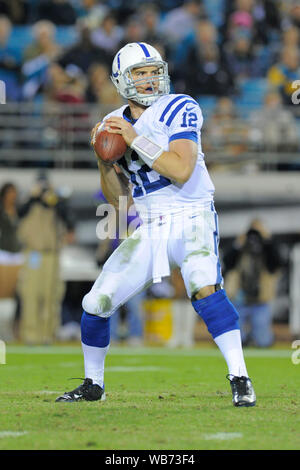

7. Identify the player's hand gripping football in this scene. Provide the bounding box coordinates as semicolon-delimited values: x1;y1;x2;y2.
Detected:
90;122;102;147
90;122;113;166
104;116;138;147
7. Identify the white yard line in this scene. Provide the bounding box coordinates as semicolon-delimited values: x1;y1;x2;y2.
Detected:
203;432;243;440
0;431;27;438
106;366;172;372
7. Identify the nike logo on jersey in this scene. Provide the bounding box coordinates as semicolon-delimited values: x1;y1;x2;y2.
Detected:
186;106;195;111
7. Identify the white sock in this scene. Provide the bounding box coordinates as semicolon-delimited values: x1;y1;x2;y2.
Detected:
214;329;248;377
81;342;109;388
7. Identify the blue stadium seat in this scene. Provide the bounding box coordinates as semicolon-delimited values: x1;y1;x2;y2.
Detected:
8;25;78;58
233;100;260;119
234;78;269;117
197;95;217;119
239;78;268;105
202;0;225;27
56;27;78;47
8;26;33;55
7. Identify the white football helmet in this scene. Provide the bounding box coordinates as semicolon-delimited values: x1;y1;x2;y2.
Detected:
111;42;170;107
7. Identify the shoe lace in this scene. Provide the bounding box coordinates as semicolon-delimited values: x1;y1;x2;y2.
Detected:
65;377;91;394
226;374;248;393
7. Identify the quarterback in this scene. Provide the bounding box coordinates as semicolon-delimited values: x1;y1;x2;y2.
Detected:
56;42;256;407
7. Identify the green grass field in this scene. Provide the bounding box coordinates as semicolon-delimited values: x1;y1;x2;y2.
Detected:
0;343;299;450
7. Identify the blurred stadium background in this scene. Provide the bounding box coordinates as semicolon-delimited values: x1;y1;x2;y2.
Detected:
0;0;300;347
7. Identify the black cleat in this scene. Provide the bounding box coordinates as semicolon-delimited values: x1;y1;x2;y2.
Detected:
55;378;105;403
227;375;256;407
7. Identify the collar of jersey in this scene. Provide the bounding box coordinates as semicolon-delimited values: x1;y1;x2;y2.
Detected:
123;106;137;125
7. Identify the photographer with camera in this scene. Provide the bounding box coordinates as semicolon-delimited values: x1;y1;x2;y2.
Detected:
223;219;283;347
17;172;74;345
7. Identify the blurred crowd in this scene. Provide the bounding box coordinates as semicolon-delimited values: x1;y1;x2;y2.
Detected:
0;0;299;162
0;0;299;106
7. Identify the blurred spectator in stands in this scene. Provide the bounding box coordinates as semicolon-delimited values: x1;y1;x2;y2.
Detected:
45;63;89;152
203;96;248;158
224;0;255;42
17;172;75;345
78;0;109;31
223;0;279;46
0;15;22;101
44;62;68;101
267;46;300;106
223;219;283;347
36;0;77;26
0;0;29;24
24;20;61;62
282;25;299;48
173;18;219;75
137;3;165;46
156;0;183;13
86;62;123;106
224;29;270;79
161;0;204;72
172;17;234;93
258;0;282;39
58;21;112;74
0;182;21;255
49;63;87;104
90;12;124;55
118;15;145;49
282;1;300;31
181;42;235;97
162;0;203;48
248;90;299;153
21;20;61;101
0;182;23;341
195;18;219;48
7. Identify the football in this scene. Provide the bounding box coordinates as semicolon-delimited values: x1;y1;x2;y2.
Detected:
93;127;127;164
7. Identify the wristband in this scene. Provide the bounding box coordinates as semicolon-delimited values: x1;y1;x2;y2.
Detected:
131;135;164;168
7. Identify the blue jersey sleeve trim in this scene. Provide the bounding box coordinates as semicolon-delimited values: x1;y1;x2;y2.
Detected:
169;131;198;143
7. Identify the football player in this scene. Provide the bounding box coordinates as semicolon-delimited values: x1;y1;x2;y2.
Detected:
56;42;256;407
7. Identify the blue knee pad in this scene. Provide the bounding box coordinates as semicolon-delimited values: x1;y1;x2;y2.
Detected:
81;311;110;347
192;289;239;339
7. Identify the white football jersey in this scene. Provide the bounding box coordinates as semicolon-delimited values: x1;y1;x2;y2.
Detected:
102;94;215;219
